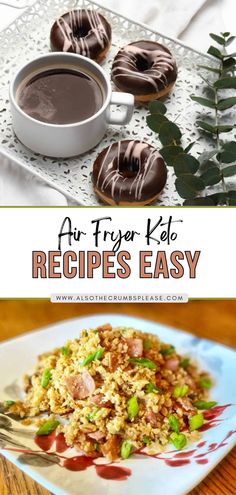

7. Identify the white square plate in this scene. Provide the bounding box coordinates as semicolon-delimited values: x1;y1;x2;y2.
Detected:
0;313;235;495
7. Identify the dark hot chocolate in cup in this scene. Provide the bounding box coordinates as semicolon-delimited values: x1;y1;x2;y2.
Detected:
10;52;134;157
16;66;104;125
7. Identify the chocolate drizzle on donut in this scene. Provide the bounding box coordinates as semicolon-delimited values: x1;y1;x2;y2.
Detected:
50;10;112;61
111;40;177;96
93;140;167;204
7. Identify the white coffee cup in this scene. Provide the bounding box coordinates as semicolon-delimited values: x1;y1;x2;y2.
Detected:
9;53;134;158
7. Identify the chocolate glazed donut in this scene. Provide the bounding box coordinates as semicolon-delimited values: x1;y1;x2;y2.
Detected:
93;140;167;205
111;40;177;102
50;10;112;63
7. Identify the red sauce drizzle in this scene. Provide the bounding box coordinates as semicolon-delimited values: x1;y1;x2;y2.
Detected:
174;449;196;458
56;432;69;453
95;465;132;480
203;404;231;421
34;432;56;452
63;455;94;471
165;459;190;467
199;420;218;431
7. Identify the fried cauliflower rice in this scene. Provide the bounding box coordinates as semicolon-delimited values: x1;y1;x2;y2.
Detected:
7;324;216;461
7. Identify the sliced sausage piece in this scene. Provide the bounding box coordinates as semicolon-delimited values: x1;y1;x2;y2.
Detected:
126;338;143;357
164;356;179;372
177;397;196;413
90;394;112;408
146;410;158;427
65;371;95;400
88;431;105;441
97;324;112;332
101;435;121;461
108;352;119;371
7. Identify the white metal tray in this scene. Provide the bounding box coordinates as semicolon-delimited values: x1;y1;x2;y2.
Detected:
0;0;234;205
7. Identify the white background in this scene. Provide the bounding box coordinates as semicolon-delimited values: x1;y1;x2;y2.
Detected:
0;207;235;298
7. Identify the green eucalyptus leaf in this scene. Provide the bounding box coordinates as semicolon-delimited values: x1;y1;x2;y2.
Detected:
191;96;215;109
222;32;230;37
146;113;169;132
173;154;199;176
197;121;216;134
185;142;195;153
217;97;236;110
222;164;236;177
209;33;226;45
222;57;236;71
199;159;217;174
198;121;234;134
198;65;220;74
218;142;236;163
184;197;215;206
216;124;234;133
225;36;236;46
214;77;236;89
159;145;183;166
175;174;205;199
159;122;182;145
200;166;222;186
148;100;167;115
228;52;236;57
207;45;223;59
206;192;228;205
228;190;236;205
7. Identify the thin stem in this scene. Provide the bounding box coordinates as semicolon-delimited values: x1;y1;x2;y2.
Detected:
214;43;228;204
199;74;214;89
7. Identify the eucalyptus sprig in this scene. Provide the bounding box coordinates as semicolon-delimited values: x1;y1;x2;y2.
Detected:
146;32;236;205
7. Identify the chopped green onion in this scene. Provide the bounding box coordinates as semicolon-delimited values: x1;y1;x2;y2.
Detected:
61;346;71;356
129;357;157;370
87;407;99;422
189;413;204;431
119;327;129;333
193;400;217;410
180;358;190;369
127;396;139;420
170;432;187;450
199;377;212;389
81;354;95;366
94;348;105;360
121;440;133;459
94;442;100;452
40;369;52;388
143;435;151;445
160;345;175;356
36;419;60;436
173;385;189;398
143;339;152;350
81;348;105;366
168;414;179;433
145;383;161;394
4;400;15;408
